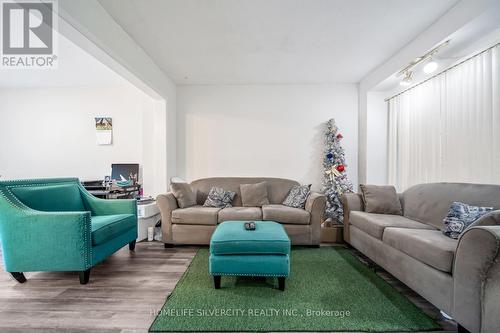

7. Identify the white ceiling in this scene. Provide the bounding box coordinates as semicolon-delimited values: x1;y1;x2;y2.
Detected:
0;32;129;87
99;0;459;85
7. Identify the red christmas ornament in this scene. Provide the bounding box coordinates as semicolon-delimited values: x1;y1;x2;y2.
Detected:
336;133;343;139
336;164;345;172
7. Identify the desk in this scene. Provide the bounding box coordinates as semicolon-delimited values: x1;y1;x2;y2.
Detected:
82;181;141;199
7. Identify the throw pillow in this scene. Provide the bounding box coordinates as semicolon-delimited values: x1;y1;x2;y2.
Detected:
360;184;402;215
283;184;311;209
170;178;197;208
240;182;270;207
442;202;493;239
203;187;236;208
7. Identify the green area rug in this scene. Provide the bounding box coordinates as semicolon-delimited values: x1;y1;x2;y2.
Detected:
150;247;440;332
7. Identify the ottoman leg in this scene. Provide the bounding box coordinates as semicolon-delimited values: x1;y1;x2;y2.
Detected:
214;276;221;289
278;277;285;291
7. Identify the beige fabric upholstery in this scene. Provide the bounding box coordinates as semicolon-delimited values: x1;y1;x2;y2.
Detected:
190;177;299;206
344;183;500;333
283;224;312;245
171;206;221;225
349;211;434;240
454;224;500;333
171;224;216;245
158;178;326;246
156;192;178;243
170;181;197;208
350;225;454;313
218;207;262;222
383;228;457;272
305;192;327;244
360;184;402;215
240;182;269;207
262;204;310;225
341;192;364;243
402;182;500;230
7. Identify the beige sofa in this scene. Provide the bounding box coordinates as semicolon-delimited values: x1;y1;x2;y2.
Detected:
157;177;326;246
342;183;500;333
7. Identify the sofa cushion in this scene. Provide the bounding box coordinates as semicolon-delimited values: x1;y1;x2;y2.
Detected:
172;206;221;225
218;207;263;222
283;184;311;209
442;201;493;239
190;177;300;206
170;180;197;208
240;182;269;207
349;211;435;240
11;183;85;212
360;184;402;215
383;228;458;272
91;214;136;246
402;183;500;230
262;204;310;225
203;187;236;208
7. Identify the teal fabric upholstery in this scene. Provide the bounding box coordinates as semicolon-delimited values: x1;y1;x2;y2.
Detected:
209;221;290;277
11;183;86;212
0;178;137;279
210;221;290;255
91;214;136;246
209;254;290;277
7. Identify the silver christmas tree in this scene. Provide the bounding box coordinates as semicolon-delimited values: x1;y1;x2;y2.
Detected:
321;119;353;223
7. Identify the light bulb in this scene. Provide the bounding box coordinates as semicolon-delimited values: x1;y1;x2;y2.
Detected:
423;61;438;74
400;71;413;86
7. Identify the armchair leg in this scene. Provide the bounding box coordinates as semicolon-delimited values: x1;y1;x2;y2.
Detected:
129;240;136;251
278;277;286;291
214;276;221;289
164;243;174;248
79;269;91;285
10;272;26;283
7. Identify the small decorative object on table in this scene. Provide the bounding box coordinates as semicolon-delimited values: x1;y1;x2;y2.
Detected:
244;221;256;230
209;221;290;291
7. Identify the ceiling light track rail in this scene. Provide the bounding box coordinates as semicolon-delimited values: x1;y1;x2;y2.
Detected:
385;41;500;102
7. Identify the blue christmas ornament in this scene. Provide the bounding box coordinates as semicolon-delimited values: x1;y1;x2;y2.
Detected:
326;153;333;159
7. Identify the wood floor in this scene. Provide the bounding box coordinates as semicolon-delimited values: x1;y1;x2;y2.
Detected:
0;242;458;333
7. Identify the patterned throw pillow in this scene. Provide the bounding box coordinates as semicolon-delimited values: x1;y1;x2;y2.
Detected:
203;187;236;208
442;202;493;239
283;184;311;209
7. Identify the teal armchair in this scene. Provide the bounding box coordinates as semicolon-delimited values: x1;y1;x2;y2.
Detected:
0;178;137;284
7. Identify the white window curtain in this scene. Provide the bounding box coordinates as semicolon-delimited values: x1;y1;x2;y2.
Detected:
388;44;500;191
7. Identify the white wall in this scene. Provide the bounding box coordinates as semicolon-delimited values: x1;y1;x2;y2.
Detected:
366;92;389;185
0;85;164;196
177;84;358;190
58;0;177;183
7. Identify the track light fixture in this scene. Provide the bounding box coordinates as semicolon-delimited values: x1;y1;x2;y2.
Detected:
423;60;438;74
400;71;413;86
397;40;450;86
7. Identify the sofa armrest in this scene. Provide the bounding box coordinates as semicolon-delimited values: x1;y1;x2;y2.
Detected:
0;198;92;272
453;222;500;333
156;192;179;243
305;192;327;245
340;192;364;244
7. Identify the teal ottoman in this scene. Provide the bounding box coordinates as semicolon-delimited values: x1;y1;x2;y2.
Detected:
209;221;291;291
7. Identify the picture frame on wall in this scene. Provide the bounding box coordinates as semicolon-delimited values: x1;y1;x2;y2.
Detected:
95;117;113;145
